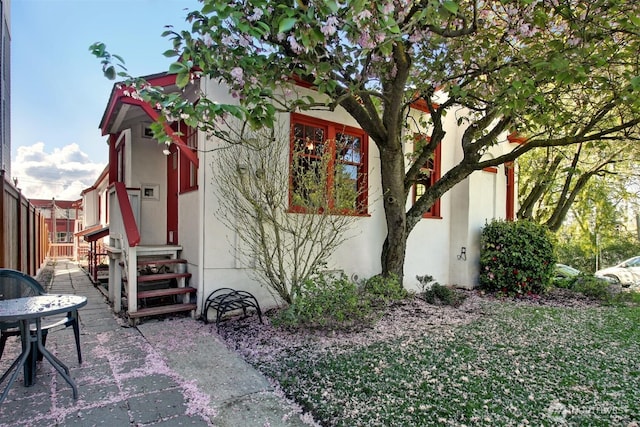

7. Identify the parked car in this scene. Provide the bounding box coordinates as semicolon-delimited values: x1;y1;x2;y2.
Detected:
554;264;582;280
595;256;640;287
553;263;583;288
553;263;614;289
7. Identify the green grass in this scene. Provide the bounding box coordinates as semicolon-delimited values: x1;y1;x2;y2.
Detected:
257;303;640;426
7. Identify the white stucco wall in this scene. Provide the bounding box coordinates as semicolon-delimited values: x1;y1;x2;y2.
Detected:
191;79;515;310
128;126;167;246
177;189;200;293
82;190;98;227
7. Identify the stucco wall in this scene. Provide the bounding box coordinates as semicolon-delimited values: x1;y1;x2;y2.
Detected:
193;79;513;309
129;125;167;246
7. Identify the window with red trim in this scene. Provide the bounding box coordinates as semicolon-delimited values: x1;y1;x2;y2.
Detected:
174;121;198;193
116;140;125;183
505;162;515;220
411;136;441;218
290;113;368;215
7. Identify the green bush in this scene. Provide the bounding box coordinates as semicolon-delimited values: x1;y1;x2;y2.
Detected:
362;274;407;304
479;220;556;295
571;275;612;300
274;272;374;329
273;272;411;330
422;283;467;307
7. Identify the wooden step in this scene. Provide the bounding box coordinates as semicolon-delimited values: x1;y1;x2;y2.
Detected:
128;303;197;318
124;272;192;283
136;258;187;267
137;287;196;300
119;258;187;267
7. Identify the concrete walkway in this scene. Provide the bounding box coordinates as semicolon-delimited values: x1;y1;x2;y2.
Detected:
0;260;313;427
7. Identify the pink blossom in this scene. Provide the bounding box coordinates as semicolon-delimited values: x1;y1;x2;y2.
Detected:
221;34;235;46
230;67;244;86
354;10;372;23
382;2;394;15
247;7;264;22
358;31;376;49
321;16;339;36
239;34;252;48
287;35;304;54
203;33;214;47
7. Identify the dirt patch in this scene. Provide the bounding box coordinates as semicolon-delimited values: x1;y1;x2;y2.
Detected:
218;288;608;365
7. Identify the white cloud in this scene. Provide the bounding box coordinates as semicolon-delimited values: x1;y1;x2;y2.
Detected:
11;142;106;200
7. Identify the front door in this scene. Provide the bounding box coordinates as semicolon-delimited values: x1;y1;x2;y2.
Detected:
166;145;179;244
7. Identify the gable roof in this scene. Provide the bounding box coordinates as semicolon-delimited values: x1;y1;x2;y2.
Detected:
99;73;199;167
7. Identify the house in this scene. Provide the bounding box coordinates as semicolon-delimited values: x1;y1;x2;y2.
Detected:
29;198;81;244
92;72;518;322
30;198;83;260
76;165;110;283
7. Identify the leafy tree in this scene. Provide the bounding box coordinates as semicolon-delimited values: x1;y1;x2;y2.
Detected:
93;0;640;282
518;140;638;231
555;174;640;272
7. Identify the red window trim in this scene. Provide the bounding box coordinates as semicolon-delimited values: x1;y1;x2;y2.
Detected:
174;121;199;194
411;138;442;219
505;162;515;221
289;113;369;216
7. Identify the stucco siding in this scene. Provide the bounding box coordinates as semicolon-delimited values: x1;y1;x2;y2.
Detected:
130;132;167;246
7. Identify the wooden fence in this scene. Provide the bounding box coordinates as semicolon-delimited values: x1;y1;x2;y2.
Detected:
0;170;49;275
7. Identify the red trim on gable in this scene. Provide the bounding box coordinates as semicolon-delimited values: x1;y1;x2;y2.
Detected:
410;98;439;113
507;132;527;144
291;74;314;88
482;166;498;174
100;74;179;134
118;97;199;167
100;72;198;168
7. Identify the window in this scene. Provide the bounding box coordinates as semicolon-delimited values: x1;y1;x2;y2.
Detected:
505;162;515;221
116;140;125;183
411;136;441;218
290;113;368;214
174;121;198;193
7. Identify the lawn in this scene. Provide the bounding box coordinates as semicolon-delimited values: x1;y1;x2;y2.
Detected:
221;293;640;426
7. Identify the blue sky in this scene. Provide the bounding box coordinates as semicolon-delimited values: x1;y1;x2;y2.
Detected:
10;0;200;199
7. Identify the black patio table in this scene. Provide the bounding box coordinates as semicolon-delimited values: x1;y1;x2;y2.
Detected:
0;294;87;403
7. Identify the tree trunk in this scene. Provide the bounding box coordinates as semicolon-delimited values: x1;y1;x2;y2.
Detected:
379;144;408;282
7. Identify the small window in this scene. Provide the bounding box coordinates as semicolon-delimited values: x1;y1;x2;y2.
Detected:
174;121;198;193
411;135;441;218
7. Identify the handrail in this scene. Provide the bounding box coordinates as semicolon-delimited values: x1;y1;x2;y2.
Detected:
113;182;140;247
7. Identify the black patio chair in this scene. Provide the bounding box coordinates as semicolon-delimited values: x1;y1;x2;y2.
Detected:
0;269;82;376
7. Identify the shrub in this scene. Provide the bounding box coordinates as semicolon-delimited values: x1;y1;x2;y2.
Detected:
274;272;375;329
273;272;411;330
422;283;466;307
416;275;466;307
479;220;556;295
362;274;407;304
571;275;613;300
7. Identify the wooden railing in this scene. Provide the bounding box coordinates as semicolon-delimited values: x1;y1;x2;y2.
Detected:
47;243;75;259
0;170;49;275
